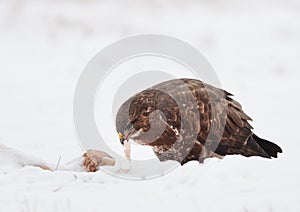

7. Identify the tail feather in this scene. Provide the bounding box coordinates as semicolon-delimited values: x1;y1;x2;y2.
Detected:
241;134;282;158
240;135;270;158
209;134;282;159
251;134;282;158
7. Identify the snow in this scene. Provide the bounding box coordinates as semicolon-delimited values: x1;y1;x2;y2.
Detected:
0;144;53;169
0;0;300;211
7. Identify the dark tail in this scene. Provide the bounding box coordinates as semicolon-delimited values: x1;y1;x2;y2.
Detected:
214;134;283;159
251;134;282;158
241;134;282;158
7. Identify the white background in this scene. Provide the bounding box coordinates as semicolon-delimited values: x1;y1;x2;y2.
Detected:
0;0;299;211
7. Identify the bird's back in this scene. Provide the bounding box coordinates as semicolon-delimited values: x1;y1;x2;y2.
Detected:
116;78;282;165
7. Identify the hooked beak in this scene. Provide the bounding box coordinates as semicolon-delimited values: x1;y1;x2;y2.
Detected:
120;138;125;145
118;132;125;145
118;128;135;145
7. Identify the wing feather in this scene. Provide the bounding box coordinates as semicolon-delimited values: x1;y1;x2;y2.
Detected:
117;78;279;165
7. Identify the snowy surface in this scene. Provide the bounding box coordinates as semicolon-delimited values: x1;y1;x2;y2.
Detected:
0;0;300;211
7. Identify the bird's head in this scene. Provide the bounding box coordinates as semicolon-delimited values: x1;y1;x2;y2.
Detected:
116;93;158;146
115;98;138;146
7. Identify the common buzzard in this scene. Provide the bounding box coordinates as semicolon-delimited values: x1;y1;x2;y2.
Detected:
116;78;282;165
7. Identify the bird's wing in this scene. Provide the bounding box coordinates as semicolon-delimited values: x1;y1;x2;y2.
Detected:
182;79;271;160
150;78;270;163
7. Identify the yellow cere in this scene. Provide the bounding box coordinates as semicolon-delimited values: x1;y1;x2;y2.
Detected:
118;132;124;140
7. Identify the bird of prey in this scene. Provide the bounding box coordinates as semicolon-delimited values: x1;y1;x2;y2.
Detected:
116;78;282;165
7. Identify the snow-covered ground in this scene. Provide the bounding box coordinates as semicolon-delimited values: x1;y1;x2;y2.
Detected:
0;0;300;211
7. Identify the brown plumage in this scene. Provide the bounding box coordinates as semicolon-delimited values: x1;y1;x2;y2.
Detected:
116;78;282;165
